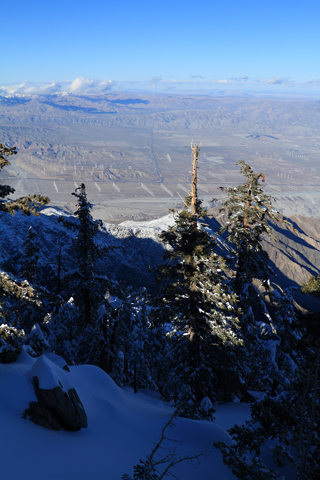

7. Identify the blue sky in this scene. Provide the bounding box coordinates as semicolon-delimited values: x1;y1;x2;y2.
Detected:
2;0;320;95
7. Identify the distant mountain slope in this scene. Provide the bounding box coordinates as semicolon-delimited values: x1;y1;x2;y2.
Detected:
1;94;320;136
206;207;320;289
0;208;168;292
264;214;320;287
1;207;320;296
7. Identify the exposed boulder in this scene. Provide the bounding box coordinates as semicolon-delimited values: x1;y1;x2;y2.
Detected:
23;355;87;431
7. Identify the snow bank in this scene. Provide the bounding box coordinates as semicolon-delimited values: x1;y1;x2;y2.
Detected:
27;354;73;391
0;353;250;480
119;213;176;230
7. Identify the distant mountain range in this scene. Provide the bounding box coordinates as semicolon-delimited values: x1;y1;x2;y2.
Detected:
1;93;320;137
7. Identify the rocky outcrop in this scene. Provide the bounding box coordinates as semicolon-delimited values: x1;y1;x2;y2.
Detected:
24;375;88;431
23;355;88;431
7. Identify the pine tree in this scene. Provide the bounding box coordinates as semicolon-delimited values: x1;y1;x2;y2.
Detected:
153;145;242;417
63;183;104;327
219;161;293;296
48;297;80;365
268;286;302;389
0;143;50;361
214;347;320;480
218;161;296;394
20;226;40;283
25;323;49;357
97;292;126;381
95;287;154;392
0;144;49;215
50;183;112;366
0;323;26;363
301;274;320;298
122;289;153;393
0;271;51;362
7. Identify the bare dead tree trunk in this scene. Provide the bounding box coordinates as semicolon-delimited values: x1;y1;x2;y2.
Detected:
190;143;199;229
189;144;201;399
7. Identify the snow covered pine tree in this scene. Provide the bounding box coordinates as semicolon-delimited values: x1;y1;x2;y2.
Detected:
153;145;242;418
0;144;49;215
218;161;297;394
67;183;104;327
214;340;320;480
51;184;107;364
20;226;40;283
0;144;49;363
219;161;293;297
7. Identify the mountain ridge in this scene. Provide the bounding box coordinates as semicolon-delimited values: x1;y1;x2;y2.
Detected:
1;206;320;302
1;94;320;136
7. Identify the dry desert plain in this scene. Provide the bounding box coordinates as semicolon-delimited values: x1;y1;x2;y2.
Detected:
1;92;320;223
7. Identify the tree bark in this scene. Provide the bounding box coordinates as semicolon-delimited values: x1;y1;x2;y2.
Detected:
190;144;199;231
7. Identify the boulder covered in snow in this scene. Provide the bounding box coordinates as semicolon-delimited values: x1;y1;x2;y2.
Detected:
24;355;87;431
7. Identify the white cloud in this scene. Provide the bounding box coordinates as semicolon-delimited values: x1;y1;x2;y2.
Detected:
0;78;115;96
66;77;115;93
68;77;95;92
0;81;62;95
2;75;320;97
267;77;283;85
40;82;62;94
98;79;115;92
2;82;35;95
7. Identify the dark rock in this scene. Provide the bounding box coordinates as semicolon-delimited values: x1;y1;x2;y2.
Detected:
24;376;88;431
25;401;62;431
68;388;88;428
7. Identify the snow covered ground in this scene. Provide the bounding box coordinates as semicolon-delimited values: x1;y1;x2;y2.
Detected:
0;352;251;480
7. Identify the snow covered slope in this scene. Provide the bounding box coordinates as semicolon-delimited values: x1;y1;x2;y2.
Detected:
1;205;320;296
0;207;170;291
0;351;251;480
0;207;226;293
